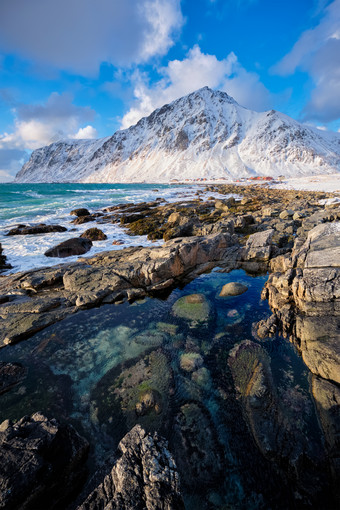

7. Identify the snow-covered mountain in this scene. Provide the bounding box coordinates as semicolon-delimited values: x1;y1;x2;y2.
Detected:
15;87;340;183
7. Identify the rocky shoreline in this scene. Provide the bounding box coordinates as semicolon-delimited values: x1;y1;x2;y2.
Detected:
0;183;339;509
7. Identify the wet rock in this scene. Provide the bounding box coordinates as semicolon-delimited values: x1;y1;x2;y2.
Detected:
72;215;95;225
0;412;89;510
172;293;210;323
70;208;91;217
0;244;11;272
6;224;67;235
45;237;92;258
76;425;184;510
0;362;27;394
80;228;107;241
219;282;248;297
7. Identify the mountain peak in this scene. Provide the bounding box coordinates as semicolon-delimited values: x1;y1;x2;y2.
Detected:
15;86;340;183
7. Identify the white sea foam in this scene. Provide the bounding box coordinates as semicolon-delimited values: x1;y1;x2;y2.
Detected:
0;184;229;274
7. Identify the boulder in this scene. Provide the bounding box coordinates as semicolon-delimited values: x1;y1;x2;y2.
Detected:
80;228;107;241
0;413;89;510
45;238;92;258
6;224;67;235
219;282;248;297
70;208;90;217
76;425;184;510
172;293;210;322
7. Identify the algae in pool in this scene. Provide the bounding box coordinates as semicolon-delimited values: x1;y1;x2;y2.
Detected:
0;269;329;509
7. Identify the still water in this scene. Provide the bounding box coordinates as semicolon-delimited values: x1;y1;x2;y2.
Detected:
0;268;329;509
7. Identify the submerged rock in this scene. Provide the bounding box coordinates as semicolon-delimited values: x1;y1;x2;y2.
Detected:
0;362;27;395
44;237;92;258
91;350;172;435
228;340;329;505
171;402;224;488
219;282;248;297
180;352;204;372
0;412;89;510
172;293;210;323
76;425;184;510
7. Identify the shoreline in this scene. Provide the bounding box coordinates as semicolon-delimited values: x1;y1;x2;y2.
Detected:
0;182;339;509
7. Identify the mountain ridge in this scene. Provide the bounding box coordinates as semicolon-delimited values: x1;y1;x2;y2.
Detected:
15;87;340;183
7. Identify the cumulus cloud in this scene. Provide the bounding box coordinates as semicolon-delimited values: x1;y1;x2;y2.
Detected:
0;92;95;150
121;46;272;128
273;0;340;122
72;125;98;139
0;147;28;182
0;92;97;180
0;0;184;75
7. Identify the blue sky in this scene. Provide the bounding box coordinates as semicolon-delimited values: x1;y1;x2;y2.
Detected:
0;0;339;181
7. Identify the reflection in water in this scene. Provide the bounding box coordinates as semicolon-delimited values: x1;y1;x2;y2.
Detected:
0;269;334;509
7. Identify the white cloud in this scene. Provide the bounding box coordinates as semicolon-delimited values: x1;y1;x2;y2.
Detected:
71;125;98;139
273;0;340;122
0;92;96;150
0;0;184;75
0;92;97;180
121;45;272;128
0;148;27;182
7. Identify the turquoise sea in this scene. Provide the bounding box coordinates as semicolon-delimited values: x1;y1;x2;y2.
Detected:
0;182;222;273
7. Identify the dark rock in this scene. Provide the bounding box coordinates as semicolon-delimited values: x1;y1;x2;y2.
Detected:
171;402;224;487
0;362;27;394
80;228;107;241
44;238;92;258
70;208;91;217
0;243;12;272
72;216;95;225
6;224;67;236
228;340;329;504
0;412;89;510
76;425;184;510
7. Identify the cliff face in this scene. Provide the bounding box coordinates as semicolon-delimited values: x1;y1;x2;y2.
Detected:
15;87;340;183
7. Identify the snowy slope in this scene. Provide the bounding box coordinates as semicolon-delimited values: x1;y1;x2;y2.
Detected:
15;87;340;183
